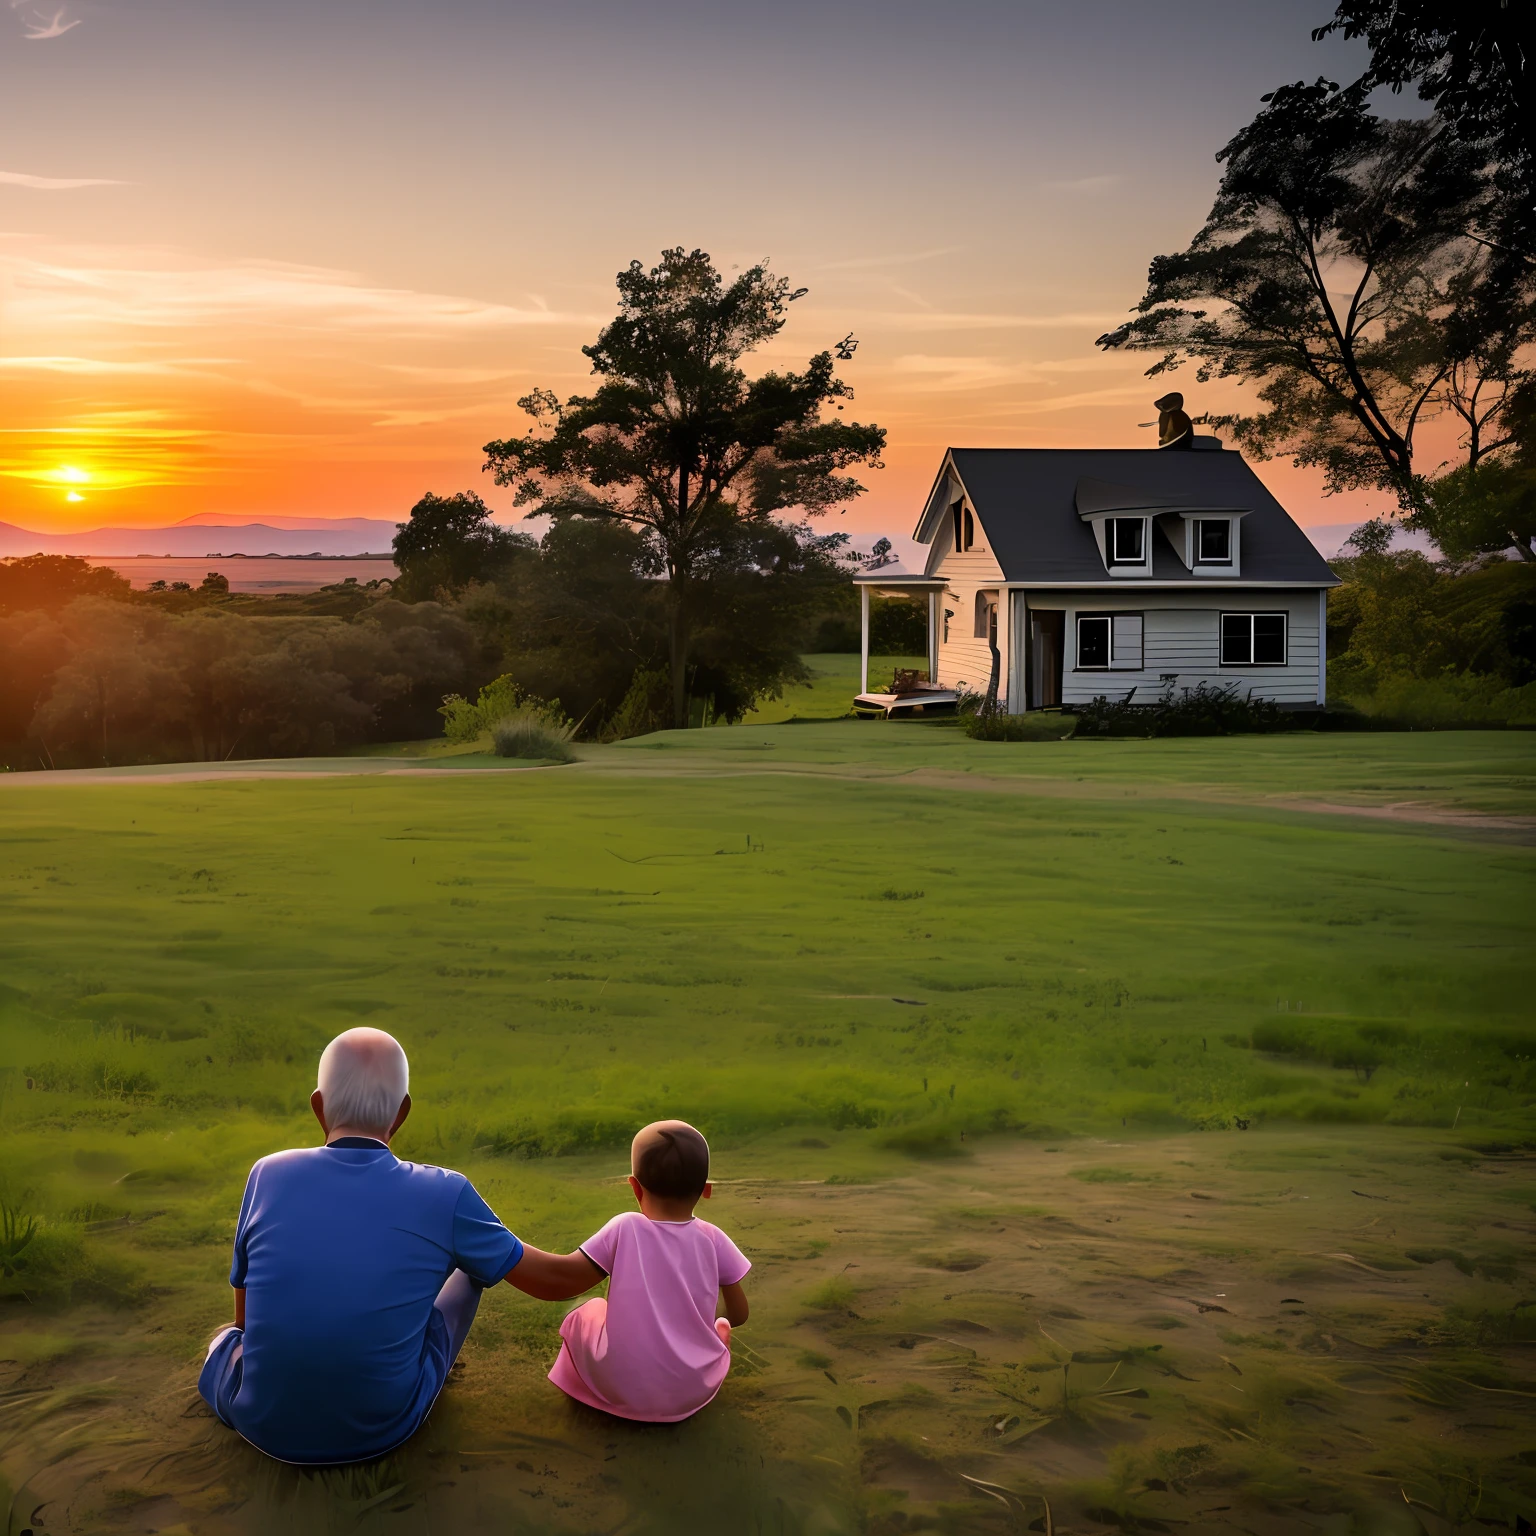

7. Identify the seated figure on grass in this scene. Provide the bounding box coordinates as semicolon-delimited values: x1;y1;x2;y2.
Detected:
199;1027;595;1464
548;1119;751;1422
199;1030;749;1463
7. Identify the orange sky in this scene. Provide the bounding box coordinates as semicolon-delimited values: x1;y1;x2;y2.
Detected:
0;0;1390;544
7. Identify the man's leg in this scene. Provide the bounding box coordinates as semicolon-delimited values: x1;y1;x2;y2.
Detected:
431;1269;484;1370
198;1327;244;1426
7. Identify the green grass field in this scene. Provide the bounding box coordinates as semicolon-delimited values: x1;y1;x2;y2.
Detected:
1;723;1532;1534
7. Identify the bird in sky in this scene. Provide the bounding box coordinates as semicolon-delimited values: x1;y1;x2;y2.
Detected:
23;8;82;38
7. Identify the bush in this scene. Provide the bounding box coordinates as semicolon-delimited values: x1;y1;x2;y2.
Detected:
1330;673;1536;728
441;674;568;743
1074;683;1294;738
964;711;1077;741
491;710;577;762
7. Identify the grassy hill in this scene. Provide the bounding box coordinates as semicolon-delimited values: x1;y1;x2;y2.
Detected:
0;723;1531;1533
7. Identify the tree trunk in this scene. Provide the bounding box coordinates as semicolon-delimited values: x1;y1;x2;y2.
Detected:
983;604;1001;714
669;588;689;730
671;463;692;729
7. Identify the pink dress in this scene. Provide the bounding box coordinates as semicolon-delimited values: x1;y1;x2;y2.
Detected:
548;1210;750;1422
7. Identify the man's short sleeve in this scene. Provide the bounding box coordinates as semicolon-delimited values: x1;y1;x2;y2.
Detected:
577;1213;627;1276
229;1164;260;1288
709;1224;751;1286
452;1181;523;1285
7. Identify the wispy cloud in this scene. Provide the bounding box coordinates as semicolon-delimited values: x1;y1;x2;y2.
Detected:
860;310;1125;334
15;4;82;39
1041;174;1122;193
818;246;965;272
888;351;1129;394
0;354;233;377
1;242;595;334
0;169;125;190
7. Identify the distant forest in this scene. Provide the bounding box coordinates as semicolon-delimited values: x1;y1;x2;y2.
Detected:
0;537;923;770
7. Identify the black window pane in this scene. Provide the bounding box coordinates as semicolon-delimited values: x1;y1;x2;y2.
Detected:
1078;616;1110;667
1221;613;1251;665
1254;613;1286;664
1111;519;1143;562
1198;520;1230;560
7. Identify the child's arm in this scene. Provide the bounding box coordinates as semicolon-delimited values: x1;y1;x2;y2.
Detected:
720;1281;749;1327
504;1246;605;1301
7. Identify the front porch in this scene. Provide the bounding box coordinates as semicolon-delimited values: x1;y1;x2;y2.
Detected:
851;556;960;716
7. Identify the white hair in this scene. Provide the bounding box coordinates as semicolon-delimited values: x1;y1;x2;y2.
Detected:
317;1028;409;1135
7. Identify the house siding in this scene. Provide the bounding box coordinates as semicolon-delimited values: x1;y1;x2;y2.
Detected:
930;518;1007;699
1012;587;1324;708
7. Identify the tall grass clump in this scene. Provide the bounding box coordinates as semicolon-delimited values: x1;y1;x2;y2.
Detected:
491;710;577;763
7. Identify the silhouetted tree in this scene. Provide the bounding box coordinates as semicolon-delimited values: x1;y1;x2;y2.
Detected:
0;554;131;615
1314;0;1533;261
392;491;531;600
483;248;885;727
1101;80;1533;512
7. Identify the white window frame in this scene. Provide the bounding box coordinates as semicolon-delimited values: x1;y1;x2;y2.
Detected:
1107;517;1146;565
1220;611;1288;667
1195;518;1233;565
1075;612;1143;671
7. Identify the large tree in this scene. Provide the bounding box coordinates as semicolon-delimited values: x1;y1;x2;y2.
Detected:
1099;79;1533;512
1313;0;1533;261
482;248;885;728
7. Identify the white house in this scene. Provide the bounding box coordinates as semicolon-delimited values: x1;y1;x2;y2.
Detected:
853;443;1340;713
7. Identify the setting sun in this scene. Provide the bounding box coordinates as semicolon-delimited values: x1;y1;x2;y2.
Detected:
65;490;85;502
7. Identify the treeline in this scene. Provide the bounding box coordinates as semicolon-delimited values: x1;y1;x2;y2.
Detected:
399;494;880;736
1328;540;1536;725
0;577;485;769
0;518;895;767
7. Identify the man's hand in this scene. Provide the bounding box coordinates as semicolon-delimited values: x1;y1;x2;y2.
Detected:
504;1246;604;1301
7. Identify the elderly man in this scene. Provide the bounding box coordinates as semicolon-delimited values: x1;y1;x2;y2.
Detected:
199;1028;598;1464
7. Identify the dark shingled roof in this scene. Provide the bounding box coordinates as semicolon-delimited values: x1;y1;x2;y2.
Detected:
935;448;1338;585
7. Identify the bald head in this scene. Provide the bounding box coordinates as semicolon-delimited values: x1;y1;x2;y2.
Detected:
316;1028;410;1138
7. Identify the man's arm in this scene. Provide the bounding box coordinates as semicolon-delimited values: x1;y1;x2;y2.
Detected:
720;1281;749;1327
234;1287;246;1328
504;1246;604;1301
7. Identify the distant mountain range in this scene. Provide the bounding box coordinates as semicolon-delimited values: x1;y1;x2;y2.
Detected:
0;515;401;558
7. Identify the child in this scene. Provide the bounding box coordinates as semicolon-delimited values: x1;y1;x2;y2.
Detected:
549;1120;750;1422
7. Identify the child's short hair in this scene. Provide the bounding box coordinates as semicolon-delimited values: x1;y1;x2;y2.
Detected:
631;1120;710;1200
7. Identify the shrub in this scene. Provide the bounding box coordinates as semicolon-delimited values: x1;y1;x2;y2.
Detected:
441;675;569;743
490;710;578;763
1075;683;1293;738
965;711;1077;741
1331;673;1536;728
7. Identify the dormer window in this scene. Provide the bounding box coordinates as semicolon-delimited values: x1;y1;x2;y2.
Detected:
1196;519;1232;563
1108;518;1145;565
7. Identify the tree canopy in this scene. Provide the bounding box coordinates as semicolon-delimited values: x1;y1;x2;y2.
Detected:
482;248;885;727
391;490;531;600
0;554;131;615
1314;0;1532;260
1101;80;1531;511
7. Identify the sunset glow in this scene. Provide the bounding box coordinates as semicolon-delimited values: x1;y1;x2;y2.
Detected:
1;1;1387;541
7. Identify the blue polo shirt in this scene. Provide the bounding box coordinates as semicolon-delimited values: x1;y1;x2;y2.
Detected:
219;1141;522;1464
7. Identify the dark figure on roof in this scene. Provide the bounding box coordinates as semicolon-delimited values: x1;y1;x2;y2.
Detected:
1154;392;1194;450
